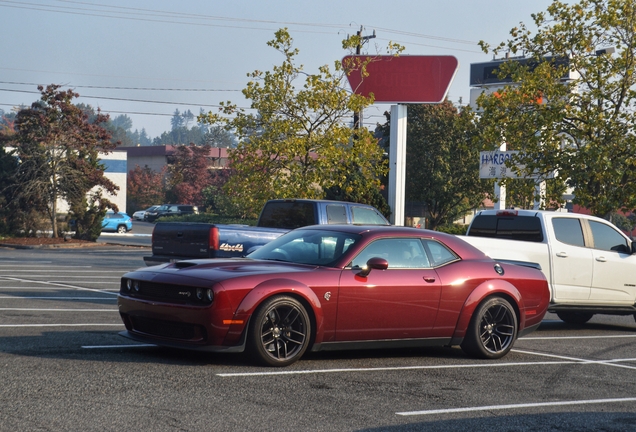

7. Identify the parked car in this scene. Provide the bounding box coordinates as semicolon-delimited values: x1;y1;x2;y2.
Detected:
132;205;159;221
102;211;133;234
461;209;636;324
118;225;549;367
145;204;199;222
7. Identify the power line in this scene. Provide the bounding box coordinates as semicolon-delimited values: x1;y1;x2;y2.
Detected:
0;88;228;108
0;0;483;52
0;81;242;92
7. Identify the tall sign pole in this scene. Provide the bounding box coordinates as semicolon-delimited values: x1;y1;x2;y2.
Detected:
388;105;407;225
344;55;459;225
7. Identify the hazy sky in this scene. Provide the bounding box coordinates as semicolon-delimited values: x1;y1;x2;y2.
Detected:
0;0;555;138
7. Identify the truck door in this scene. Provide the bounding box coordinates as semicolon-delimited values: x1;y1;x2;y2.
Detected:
587;220;636;303
550;217;593;301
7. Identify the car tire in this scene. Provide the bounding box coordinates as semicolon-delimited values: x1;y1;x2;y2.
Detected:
461;296;518;359
116;225;128;234
247;295;311;367
556;311;593;325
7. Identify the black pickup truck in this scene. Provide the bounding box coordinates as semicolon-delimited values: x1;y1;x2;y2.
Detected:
143;199;389;266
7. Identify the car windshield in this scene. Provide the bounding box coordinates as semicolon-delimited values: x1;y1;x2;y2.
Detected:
247;229;361;267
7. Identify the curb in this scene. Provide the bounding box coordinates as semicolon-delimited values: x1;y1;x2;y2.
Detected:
0;242;104;250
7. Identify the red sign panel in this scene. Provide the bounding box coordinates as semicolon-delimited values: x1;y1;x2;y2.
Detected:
343;55;459;103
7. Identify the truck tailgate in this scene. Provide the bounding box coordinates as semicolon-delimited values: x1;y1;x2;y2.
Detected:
152;222;214;259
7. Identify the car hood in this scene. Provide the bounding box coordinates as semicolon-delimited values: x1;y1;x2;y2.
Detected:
126;258;320;284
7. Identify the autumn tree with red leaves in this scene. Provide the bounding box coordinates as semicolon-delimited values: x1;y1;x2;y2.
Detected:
165;143;213;205
127;165;166;212
3;85;118;239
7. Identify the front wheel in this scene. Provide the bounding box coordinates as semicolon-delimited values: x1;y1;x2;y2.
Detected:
557;311;593;325
461;297;518;359
116;225;128;234
247;296;311;367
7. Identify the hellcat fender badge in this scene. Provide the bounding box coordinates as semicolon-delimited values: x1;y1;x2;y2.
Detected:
324;292;331;301
494;263;504;275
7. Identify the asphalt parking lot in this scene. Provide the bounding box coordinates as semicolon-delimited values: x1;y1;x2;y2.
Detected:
0;244;635;431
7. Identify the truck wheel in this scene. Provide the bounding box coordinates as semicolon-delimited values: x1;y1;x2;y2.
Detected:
461;296;518;359
556;311;593;325
247;296;311;367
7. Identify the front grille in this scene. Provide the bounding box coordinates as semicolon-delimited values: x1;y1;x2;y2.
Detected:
130;316;206;342
120;279;211;305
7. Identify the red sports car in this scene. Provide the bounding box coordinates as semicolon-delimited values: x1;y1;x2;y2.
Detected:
118;225;549;366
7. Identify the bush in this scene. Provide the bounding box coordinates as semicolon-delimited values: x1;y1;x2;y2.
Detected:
435;224;468;235
154;213;258;226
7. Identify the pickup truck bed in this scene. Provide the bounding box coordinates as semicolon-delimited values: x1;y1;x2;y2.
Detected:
145;223;287;266
144;198;389;266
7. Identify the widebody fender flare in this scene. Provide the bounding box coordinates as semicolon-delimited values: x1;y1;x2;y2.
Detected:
224;278;325;346
451;279;526;341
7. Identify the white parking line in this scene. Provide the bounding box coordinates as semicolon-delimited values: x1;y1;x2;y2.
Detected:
512;349;636;370
0;324;123;327
0;296;116;300
217;361;577;377
82;344;155;349
0;277;118;295
521;334;636;340
0;271;121;274
396;397;636;416
0;308;117;311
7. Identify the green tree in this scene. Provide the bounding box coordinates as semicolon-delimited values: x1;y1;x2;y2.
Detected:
199;28;392;218
4;85;118;238
477;0;636;217
379;101;493;230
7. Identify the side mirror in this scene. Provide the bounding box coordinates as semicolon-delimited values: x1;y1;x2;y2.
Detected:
357;257;389;277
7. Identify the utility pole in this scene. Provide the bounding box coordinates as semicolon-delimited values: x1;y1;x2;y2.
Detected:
353;26;376;130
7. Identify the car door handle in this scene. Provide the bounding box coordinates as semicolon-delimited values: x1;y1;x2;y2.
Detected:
595;256;607;262
423;277;436;283
556;252;568;258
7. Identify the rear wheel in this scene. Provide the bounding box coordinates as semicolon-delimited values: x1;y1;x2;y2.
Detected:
461;297;518;359
556;311;593;325
247;296;311;367
116;225;127;234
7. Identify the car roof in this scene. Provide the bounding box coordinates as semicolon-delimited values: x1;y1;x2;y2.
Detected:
297;224;488;260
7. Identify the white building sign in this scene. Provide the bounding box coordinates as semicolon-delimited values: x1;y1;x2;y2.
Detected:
479;150;522;179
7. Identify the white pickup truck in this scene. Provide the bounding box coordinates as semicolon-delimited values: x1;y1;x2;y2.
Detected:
461;209;636;325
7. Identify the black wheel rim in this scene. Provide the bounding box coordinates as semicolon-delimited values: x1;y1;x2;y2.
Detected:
259;303;307;362
479;303;515;354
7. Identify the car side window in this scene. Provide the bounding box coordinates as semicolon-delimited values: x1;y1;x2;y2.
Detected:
422;239;458;267
552;218;585;247
326;205;347;224
351;207;388;225
588;221;630;253
351;238;431;269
